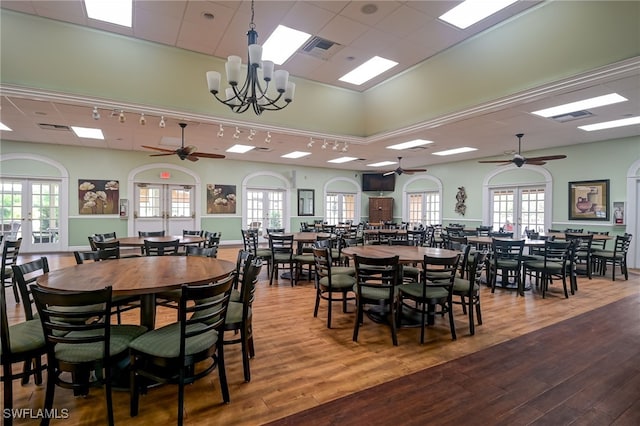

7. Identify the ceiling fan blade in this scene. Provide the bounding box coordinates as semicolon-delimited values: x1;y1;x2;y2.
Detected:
382;170;395;176
478;160;513;164
526;160;547;165
525;154;567;162
149;153;175;157
403;168;427;173
185;155;199;162
192;152;226;159
184;145;198;155
142;145;175;153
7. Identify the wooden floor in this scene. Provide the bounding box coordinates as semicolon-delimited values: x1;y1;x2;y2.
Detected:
5;248;640;425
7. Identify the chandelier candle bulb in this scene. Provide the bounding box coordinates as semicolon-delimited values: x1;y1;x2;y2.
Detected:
248;44;262;66
274;70;289;93
226;56;242;84
284;82;295;102
206;71;221;94
262;61;274;81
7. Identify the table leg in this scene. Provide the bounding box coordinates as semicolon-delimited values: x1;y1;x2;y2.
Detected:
139;294;156;330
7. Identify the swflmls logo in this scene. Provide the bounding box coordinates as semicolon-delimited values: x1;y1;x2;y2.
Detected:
3;408;70;419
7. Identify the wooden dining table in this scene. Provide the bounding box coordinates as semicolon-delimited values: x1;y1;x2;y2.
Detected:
115;235;206;247
342;244;460;263
37;255;235;330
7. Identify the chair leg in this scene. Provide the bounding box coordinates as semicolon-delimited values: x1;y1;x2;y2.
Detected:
468;297;475;336
130;356;140;417
217;342;230;403
241;326;251;382
352;300;362;342
3;364;13;426
42;364;57;426
178;367;185;425
313;288;321;318
327;292;333;329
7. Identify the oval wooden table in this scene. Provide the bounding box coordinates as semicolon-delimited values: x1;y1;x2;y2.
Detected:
37;256;235;330
342;244;460;263
115;235;205;247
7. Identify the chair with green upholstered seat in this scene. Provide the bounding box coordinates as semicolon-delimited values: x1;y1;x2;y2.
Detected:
223;258;263;382
313;247;356;329
32;285;147;426
1;238;22;303
489;239;525;295
1;264;46;426
268;233;296;286
523;240;572;298
452;251;487;335
242;228;272;277
592;233;632;281
129;274;234;425
398;253;461;344
143;238;179;256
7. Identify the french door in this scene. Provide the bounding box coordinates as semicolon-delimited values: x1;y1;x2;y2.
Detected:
325;192;356;225
490;186;546;237
133;184;195;236
0;178;61;252
246;189;285;234
407;191;441;227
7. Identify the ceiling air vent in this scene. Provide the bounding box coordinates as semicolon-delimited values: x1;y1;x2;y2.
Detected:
38;123;70;131
254;146;272;152
299;36;342;61
550;110;593;123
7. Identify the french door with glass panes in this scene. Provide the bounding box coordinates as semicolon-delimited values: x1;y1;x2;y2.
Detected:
490;186;546;237
407;191;441;227
325;192;356;225
134;184;195;236
0;178;61;252
246;189;285;234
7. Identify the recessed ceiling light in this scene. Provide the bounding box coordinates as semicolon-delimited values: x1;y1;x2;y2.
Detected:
84;0;132;27
71;126;104;140
262;25;311;65
367;161;397;167
387;139;433;150
281;151;311;159
0;122;12;131
432;147;477;156
578;116;640;131
531;93;628;118
339;56;398;85
439;0;518;29
328;157;358;164
226;144;255;153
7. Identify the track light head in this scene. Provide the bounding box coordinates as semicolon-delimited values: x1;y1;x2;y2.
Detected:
118;110;126;123
92;106;100;120
159;116;166;128
139;113;146;125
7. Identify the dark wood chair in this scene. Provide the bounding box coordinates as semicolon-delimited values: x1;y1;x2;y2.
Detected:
268;233;295;286
564;233;594;279
11;257;49;321
592;234;633;281
223;258;263;382
185;245;218;258
313;247;356;329
32;285;146;426
138;230;165;237
453;251;488;335
129;274;234;425
143;239;179;256
523;240;572;298
242;229;272;276
1;238;22;303
398;253;461;344
352;254;402;346
1;260;46;426
489;238;525;295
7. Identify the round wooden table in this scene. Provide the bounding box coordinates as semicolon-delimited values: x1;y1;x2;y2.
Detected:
115;235;205;247
37;256;235;329
342;245;459;263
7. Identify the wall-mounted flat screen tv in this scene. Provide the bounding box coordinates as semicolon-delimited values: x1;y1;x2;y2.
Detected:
362;173;395;192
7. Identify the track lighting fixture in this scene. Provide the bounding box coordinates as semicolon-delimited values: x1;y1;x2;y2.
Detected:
139;113;146;125
332;141;338;151
342;142;348;152
247;129;256;141
217;124;224;138
265;131;272;143
159;116;166;128
307;137;314;148
118;110;126;123
233;126;241;139
92;106;100;120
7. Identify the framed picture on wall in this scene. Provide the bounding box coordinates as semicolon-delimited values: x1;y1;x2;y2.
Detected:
78;179;119;214
613;201;625;225
207;184;236;214
568;179;609;221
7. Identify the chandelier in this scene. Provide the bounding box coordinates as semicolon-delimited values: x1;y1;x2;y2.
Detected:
206;0;295;115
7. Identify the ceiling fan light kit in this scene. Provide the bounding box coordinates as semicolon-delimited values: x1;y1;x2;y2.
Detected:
478;133;567;168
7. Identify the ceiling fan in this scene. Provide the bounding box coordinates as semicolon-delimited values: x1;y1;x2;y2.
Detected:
382;157;427;176
478;133;566;167
142;122;225;162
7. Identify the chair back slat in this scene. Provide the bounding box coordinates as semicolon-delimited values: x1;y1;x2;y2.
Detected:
143;239;179;256
11;257;49;320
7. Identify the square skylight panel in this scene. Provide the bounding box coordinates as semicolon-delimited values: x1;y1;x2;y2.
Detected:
328;157;358;164
339;56;398;86
578;116;640;131
367;161;397;167
0;122;12;131
71;126;104;139
84;0;132;27
439;0;518;29
262;25;311;65
531;93;628;117
226;144;255;153
387;139;433;150
432;147;477;156
281;151;311;159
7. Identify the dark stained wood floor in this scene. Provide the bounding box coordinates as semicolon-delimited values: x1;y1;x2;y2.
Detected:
268;294;640;426
5;249;640;425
